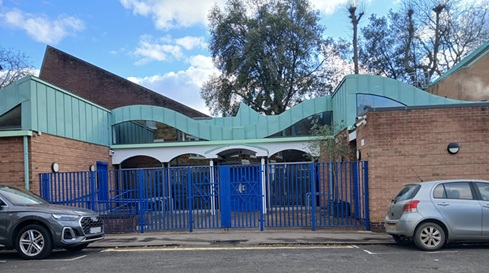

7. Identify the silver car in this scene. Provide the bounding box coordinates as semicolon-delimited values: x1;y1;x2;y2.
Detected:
0;185;104;259
385;179;489;251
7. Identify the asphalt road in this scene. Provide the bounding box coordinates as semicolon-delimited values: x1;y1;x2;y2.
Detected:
2;243;489;273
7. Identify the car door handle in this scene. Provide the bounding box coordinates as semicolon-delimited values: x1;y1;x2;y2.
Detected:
483;205;489;209
437;203;449;207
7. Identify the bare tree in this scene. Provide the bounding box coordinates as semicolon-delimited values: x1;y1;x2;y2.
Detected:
359;0;489;88
347;0;365;74
0;47;34;89
401;0;448;88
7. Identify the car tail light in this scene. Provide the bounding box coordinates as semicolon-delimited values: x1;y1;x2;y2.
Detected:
403;200;420;213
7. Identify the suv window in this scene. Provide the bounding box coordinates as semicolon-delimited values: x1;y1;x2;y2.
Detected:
0;186;48;205
394;184;420;202
433;182;473;200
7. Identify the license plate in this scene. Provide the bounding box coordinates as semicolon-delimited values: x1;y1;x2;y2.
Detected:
90;227;102;234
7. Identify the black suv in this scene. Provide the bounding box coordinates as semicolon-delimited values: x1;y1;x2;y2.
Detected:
0;185;104;259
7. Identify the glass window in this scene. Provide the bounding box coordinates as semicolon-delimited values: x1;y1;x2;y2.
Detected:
113;120;208;144
356;94;405;115
394;184;420;202
267;111;332;138
476;182;489;201
433;184;446;199
0;186;48;205
0;105;22;131
434;182;473;200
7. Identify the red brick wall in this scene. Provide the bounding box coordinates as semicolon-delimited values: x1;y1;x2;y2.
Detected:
39;46;207;118
29;134;112;194
0;137;25;188
356;105;489;227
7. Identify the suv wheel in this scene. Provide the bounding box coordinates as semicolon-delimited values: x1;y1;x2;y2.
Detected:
414;222;445;251
15;224;53;259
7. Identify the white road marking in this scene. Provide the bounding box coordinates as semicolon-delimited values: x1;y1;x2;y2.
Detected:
425;251;459;254
363;249;459;255
104;245;354;252
42;255;87;262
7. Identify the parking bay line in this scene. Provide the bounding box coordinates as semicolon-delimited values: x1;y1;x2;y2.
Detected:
362;249;459;255
41;255;88;262
104;245;355;252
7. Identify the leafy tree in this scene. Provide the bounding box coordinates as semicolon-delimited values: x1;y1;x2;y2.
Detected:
0;47;34;89
359;0;489;88
314;38;354;97
202;0;326;116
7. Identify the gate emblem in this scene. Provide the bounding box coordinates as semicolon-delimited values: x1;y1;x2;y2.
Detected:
237;183;247;193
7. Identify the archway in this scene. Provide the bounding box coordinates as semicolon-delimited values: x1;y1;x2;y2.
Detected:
216;148;261;165
169;153;210;167
120;155;162;169
269;149;312;163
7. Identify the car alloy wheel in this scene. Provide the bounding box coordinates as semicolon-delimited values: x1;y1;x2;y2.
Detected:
414;222;445;251
15;225;52;259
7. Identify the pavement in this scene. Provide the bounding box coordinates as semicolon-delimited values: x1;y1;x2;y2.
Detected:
90;229;393;248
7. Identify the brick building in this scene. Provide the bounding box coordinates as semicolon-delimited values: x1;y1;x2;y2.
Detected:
39;46;207;117
355;104;489;229
1;42;488;230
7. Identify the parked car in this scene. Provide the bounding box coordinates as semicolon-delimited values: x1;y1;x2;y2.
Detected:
385;179;489;251
0;185;104;259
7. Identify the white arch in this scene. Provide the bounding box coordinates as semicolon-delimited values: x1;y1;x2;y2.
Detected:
111;140;313;164
204;145;268;158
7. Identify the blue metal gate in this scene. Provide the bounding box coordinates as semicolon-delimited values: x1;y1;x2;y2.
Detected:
40;161;368;233
264;162;369;230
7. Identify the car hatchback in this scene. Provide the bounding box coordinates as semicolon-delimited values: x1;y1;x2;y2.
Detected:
385;179;489;251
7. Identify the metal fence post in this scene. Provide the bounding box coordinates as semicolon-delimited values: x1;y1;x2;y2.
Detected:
187;167;194;232
363;161;370;231
259;163;265;231
310;163;317;231
352;161;360;220
40;173;51;202
137;169;145;233
89;171;96;211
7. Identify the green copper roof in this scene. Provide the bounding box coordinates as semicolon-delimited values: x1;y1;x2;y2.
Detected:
0;76;111;146
1;74;482;147
332;74;476;130
111;95;332;141
111;74;477;141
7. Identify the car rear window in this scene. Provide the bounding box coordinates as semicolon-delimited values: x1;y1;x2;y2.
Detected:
393;184;420;202
433;182;474;200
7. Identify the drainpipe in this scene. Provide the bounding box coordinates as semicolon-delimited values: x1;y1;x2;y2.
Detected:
23;135;29;190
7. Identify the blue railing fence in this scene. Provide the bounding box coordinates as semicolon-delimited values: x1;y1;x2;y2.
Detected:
40;161;368;233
